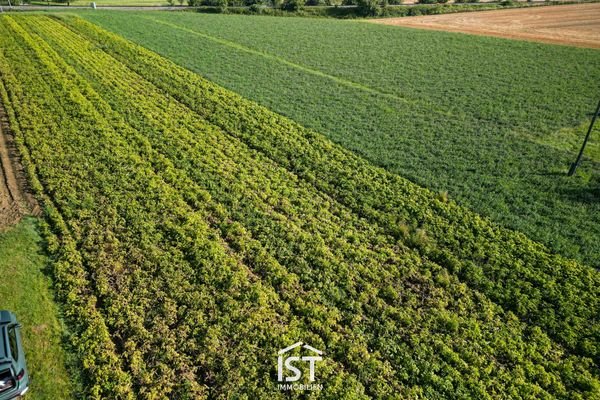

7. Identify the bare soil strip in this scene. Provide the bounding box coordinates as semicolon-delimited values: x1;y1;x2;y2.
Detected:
371;3;600;49
0;102;39;229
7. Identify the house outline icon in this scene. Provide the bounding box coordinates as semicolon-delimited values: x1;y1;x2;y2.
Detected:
278;341;323;356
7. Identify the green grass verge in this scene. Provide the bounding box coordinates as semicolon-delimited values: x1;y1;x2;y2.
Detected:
80;11;600;267
0;218;76;399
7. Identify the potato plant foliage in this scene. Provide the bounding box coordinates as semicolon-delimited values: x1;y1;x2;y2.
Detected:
82;12;600;268
0;15;598;399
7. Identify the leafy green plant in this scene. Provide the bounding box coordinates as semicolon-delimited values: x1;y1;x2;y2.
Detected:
282;0;302;11
0;13;599;400
81;11;600;268
356;0;379;15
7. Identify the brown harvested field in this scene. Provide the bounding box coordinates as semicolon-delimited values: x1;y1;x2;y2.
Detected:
371;3;600;48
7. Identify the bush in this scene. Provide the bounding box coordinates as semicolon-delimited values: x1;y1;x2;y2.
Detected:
199;0;227;9
249;2;266;11
281;0;302;10
188;0;227;6
356;0;379;16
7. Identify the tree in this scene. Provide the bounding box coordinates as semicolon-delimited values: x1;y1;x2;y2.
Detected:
281;0;302;11
356;0;379;16
214;0;227;11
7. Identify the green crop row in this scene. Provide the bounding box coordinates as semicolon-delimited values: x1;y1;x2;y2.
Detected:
0;14;598;399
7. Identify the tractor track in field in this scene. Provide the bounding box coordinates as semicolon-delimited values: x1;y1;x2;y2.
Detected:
0;100;39;229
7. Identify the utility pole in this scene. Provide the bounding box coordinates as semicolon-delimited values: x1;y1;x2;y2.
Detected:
568;98;600;176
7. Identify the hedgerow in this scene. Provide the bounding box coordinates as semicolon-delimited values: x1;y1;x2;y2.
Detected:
0;14;598;399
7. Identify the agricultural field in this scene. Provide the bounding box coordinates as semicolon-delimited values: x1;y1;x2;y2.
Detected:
81;11;600;268
0;12;599;399
372;3;600;48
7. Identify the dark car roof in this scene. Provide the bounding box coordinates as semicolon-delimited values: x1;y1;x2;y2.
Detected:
0;311;14;325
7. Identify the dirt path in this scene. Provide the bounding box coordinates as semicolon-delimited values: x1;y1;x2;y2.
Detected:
371;3;600;49
0;103;38;229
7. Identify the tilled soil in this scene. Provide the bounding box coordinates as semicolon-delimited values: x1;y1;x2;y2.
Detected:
371;3;600;49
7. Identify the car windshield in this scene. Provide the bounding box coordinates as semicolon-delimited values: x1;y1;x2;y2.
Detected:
7;327;17;363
